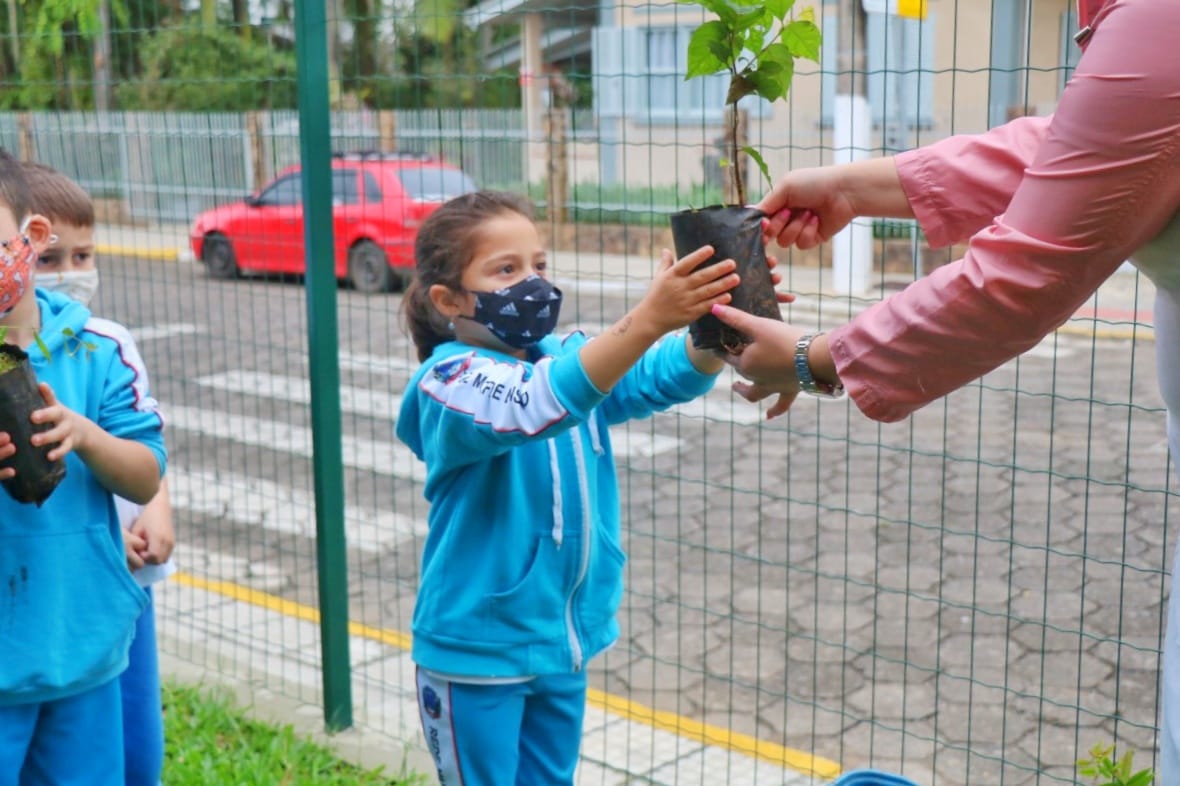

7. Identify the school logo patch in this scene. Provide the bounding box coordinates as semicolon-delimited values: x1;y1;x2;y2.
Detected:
421;685;442;719
431;356;469;384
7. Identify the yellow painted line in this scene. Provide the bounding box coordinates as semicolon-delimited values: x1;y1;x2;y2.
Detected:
96;243;181;262
172;572;413;650
588;687;842;779
1057;322;1154;342
171;570;839;779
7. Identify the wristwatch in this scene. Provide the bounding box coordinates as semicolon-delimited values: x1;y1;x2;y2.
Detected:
794;332;845;399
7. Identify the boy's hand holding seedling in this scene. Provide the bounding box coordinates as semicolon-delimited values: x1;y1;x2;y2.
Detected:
1;381;160;504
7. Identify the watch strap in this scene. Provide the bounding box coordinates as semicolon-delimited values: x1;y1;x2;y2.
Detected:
794;332;844;399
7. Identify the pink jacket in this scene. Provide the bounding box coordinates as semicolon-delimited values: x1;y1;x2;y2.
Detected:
827;0;1180;422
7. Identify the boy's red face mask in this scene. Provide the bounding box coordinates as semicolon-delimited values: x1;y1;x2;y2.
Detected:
0;230;35;319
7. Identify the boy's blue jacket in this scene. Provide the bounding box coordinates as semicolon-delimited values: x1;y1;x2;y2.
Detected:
0;289;166;706
396;331;717;677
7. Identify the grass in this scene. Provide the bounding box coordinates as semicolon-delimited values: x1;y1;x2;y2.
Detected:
163;682;424;785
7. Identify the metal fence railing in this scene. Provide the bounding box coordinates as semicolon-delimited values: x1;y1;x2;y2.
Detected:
2;1;1173;784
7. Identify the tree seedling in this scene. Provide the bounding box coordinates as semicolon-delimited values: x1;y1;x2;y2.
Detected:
682;0;820;205
1076;743;1155;786
669;0;820;352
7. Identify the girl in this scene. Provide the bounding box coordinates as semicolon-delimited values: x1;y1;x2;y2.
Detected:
397;190;738;785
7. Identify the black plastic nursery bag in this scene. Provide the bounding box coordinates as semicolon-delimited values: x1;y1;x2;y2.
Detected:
670;205;783;353
0;345;66;506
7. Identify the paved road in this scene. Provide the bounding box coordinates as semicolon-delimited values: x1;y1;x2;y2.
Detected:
98;253;1176;785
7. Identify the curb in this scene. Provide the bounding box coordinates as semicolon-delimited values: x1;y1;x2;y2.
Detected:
97;244;193;263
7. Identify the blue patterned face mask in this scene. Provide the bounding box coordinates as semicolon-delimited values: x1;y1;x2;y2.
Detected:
462;274;563;349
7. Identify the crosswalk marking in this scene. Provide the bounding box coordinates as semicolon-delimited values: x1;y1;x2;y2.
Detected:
197;370;403;420
166;405;428;482
168;467;426;554
193;371;685;458
129;323;202;342
337;350;417;376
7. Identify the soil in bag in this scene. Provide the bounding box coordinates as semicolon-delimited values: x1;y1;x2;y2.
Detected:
0;345;66;506
670;205;782;353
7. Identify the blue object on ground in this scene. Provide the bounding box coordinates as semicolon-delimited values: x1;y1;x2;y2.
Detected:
832;770;922;786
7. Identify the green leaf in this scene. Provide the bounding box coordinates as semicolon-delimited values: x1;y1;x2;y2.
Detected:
734;6;769;33
1127;770;1155;786
742;146;772;188
746;57;794;102
764;0;795;21
0;327;7;344
678;0;739;25
784;19;822;63
686;21;732;78
34;333;51;363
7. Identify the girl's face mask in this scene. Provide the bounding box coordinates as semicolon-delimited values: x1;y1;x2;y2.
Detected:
0;227;36;319
460;274;563;349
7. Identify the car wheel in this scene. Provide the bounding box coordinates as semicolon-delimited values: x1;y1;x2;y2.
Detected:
348;240;394;294
204;234;239;279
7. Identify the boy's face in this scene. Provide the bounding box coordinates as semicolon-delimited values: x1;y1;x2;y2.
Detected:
36;221;96;274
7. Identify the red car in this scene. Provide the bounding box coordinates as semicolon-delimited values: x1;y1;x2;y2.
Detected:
190;152;477;292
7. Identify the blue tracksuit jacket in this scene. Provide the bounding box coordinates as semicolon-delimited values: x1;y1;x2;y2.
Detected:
0;289;166;706
396;331;717;678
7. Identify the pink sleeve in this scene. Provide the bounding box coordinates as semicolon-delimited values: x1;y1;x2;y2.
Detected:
829;0;1180;423
896;115;1051;248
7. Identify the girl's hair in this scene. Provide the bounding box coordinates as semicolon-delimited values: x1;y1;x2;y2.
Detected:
403;190;534;362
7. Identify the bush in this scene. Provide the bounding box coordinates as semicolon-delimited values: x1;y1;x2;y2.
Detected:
115;25;298;111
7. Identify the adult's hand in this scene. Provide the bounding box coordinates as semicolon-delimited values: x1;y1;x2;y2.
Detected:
711;304;808;419
756;166;855;251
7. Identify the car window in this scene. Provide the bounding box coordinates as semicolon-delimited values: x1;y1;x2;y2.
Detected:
363;172;382;203
257;175;303;207
395;166;477;202
332;170;360;205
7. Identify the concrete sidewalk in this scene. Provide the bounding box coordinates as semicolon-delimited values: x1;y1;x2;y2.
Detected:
156;567;835;786
96;221;1157;338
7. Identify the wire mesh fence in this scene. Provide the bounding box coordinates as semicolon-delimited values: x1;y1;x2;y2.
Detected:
1;0;1173;783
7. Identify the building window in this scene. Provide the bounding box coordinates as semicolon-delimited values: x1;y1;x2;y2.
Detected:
820;9;935;131
592;26;766;122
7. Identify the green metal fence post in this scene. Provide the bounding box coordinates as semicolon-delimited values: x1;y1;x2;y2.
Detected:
293;0;353;732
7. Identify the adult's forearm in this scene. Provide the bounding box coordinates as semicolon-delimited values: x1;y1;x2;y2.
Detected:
837;156;915;220
828;0;1180;422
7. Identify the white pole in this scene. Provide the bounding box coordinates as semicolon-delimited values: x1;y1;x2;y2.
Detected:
832;93;873;295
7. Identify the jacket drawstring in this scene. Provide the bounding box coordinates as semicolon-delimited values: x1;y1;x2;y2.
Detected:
548;439;563;548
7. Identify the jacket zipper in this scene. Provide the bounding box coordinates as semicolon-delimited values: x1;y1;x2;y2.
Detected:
564;427;592;671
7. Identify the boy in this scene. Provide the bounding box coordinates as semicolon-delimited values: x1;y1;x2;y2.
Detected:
0;148;166;784
22;160;175;786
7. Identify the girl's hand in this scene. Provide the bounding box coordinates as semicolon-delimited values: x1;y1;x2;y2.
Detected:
635;246;738;335
29;383;90;462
